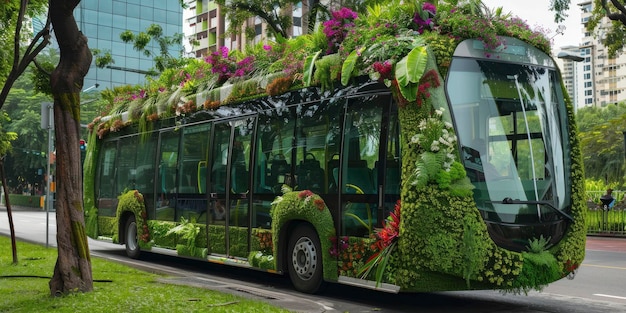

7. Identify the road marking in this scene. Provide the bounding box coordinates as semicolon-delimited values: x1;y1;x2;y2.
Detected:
593;294;626;300
583;264;626;270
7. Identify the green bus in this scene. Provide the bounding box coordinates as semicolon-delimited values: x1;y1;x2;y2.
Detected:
84;4;585;295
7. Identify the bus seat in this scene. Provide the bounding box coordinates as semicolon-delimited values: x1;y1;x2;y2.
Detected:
297;158;325;193
269;159;289;187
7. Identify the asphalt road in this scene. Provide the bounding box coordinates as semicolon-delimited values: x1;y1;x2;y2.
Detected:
2;208;626;312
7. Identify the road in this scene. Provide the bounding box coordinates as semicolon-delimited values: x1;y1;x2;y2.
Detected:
2;208;626;312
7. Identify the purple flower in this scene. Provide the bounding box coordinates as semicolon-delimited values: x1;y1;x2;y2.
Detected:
263;44;272;51
422;2;436;15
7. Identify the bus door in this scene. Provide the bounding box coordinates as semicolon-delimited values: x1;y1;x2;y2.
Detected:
208;117;255;257
339;94;397;237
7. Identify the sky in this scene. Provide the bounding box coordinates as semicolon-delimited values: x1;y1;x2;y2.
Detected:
481;0;582;51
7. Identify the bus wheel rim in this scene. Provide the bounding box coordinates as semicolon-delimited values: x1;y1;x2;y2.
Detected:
292;237;317;280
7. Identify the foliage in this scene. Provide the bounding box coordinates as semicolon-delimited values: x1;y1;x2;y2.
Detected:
0;0;48;84
0;237;288;313
313;53;342;91
584;0;626;58
576;104;626;187
166;216;208;258
0;111;17;156
358;200;401;285
99;24;188;75
215;0;303;39
271;189;336;280
114;190;150;248
205;46;256;85
323;7;358;54
511;251;561;293
526;235;553;253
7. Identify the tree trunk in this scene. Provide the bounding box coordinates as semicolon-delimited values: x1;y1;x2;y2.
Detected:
48;0;93;295
0;158;18;264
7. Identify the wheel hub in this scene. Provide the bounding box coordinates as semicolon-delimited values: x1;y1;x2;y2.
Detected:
292;237;317;280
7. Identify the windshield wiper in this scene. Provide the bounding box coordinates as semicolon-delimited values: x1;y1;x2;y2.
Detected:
486;197;574;222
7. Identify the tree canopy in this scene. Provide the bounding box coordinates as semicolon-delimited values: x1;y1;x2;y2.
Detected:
576;103;626;186
552;0;626;57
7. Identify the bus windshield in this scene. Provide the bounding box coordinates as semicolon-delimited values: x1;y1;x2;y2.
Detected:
447;53;572;250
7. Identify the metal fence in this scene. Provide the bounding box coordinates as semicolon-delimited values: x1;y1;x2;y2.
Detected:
585;190;626;236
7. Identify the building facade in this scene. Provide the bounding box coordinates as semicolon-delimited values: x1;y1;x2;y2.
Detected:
184;0;307;58
577;0;626;108
75;0;184;90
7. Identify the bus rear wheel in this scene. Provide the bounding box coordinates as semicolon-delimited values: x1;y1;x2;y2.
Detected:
287;224;324;294
125;216;141;259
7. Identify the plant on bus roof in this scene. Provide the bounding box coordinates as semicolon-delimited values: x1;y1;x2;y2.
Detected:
322;7;358;55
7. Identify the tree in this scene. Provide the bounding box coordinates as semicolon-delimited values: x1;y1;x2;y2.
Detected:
94;24;189;76
577;104;626;186
0;0;48;106
47;0;94;295
552;0;626;57
216;0;303;40
0;112;18;264
0;0;48;268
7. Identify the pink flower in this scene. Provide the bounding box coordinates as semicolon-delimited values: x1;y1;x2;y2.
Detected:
263;44;272;51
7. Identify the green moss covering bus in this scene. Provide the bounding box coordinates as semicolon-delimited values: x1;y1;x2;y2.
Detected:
83;2;586;295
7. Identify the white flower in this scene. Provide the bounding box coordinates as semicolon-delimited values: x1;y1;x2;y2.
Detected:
411;134;421;144
271;196;284;205
431;141;440;152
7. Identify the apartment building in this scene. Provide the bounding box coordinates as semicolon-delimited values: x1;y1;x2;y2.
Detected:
576;1;626;107
184;0;307;58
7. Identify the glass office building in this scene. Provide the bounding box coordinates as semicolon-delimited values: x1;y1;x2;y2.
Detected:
75;0;183;90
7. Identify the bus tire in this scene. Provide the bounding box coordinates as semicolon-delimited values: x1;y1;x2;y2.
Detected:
287;224;325;294
125;216;141;259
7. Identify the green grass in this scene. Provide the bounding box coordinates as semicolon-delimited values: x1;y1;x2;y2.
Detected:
0;236;288;313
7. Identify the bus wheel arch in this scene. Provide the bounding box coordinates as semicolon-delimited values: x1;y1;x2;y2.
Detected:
285;221;326;294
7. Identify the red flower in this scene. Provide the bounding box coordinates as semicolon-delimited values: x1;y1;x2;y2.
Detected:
298;190;314;199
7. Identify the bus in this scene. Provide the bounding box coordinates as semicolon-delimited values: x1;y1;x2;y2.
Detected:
83;5;585;295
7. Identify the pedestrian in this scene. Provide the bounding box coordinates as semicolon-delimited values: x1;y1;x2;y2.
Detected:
600;188;615;210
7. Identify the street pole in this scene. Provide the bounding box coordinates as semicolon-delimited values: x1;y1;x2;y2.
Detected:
42;102;53;248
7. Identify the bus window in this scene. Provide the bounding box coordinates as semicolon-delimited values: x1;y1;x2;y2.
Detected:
258;108;295;193
156;130;179;221
176;124;210;223
96;140;118;216
295;102;342;194
134;135;157;219
117;136;138;195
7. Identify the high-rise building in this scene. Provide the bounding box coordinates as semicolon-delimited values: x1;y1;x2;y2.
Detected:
184;0;307;58
559;45;584;110
75;0;184;90
578;0;626;107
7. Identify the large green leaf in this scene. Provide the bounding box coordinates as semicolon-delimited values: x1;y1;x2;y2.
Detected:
395;57;410;88
406;46;428;83
341;47;363;86
398;81;418;102
396;46;428;87
302;50;322;87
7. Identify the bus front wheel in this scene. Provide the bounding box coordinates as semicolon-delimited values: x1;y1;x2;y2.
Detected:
287;224;324;294
125;216;141;259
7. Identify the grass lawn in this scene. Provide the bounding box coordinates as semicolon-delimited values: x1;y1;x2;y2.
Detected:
0;236;288;313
